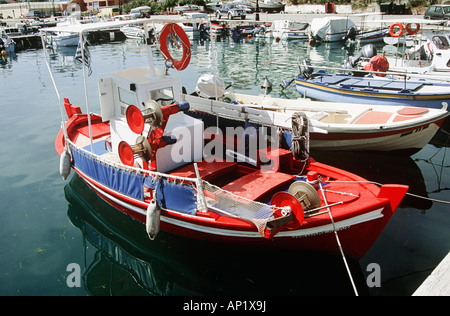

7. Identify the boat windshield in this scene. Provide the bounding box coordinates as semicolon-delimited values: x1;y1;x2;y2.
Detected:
432;36;450;50
149;87;175;106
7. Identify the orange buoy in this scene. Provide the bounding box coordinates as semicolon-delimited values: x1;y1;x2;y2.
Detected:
389;23;404;38
406;23;420;35
159;23;191;71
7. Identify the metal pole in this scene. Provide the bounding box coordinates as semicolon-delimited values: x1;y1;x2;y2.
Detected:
255;0;260;21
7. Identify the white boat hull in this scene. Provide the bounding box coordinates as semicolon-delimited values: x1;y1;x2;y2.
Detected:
184;91;448;153
310;122;441;152
51;34;79;47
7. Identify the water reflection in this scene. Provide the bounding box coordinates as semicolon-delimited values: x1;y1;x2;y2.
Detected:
65;174;369;296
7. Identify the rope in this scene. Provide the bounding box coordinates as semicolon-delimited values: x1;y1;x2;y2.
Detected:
319;181;359;296
291;112;309;161
326;180;450;205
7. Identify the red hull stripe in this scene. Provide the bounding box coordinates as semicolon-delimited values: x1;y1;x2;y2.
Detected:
76;167;386;239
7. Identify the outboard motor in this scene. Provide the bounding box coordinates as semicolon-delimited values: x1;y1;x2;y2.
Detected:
300;60;314;79
347;44;378;68
345;26;358;41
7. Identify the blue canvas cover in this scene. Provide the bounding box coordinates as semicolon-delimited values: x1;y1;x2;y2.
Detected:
144;177;197;215
71;146;145;201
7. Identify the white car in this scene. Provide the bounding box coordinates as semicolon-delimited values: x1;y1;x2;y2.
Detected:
215;4;246;20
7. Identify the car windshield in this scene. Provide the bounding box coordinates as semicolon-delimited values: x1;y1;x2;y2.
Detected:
444;7;450;14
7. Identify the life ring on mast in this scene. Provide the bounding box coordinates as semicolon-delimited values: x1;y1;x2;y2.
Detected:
159;23;191;71
389;23;404;38
406;23;420;35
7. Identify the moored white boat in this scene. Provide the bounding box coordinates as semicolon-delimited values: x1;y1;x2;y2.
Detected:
45;18;82;47
262;20;309;41
385;33;450;81
309;17;355;45
42;19;409;259
120;24;145;40
185;79;449;154
293;67;450;108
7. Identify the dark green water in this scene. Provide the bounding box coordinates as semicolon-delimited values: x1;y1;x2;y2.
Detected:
0;36;448;297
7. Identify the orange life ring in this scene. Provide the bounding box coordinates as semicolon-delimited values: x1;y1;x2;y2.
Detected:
389;22;404;38
159;23;191;71
405;23;420;35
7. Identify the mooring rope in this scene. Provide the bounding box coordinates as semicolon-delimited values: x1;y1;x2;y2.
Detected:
319;181;359;296
326;180;450;205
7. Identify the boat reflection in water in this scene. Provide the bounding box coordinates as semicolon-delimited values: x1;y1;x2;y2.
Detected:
430;117;450;149
65;174;369;296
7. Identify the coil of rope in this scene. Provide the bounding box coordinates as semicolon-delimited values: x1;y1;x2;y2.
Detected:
291;112;310;161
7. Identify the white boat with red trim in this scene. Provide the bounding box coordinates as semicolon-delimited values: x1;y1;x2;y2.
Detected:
42;19;409;259
185;83;448;154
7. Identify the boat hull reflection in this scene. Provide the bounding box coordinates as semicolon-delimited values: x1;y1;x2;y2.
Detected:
65;174;369;296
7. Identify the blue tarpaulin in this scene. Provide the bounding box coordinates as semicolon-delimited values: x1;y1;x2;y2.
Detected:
71;147;145;201
144;177;197;215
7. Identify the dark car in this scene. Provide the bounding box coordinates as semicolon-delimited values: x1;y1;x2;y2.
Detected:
424;4;450;20
215;4;246;20
26;10;41;19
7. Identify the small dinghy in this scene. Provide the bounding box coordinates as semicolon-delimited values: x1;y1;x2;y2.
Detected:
294;60;450;108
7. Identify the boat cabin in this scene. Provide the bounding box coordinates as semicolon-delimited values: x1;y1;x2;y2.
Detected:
98;66;204;172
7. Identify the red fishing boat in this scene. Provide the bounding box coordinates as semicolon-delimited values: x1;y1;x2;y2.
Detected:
44;20;408;259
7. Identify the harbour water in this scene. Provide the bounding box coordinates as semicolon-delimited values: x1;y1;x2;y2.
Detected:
0;35;449;297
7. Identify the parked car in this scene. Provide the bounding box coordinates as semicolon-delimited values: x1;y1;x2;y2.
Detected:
424;4;450;20
26;10;41;19
215;4;246;20
130;6;151;18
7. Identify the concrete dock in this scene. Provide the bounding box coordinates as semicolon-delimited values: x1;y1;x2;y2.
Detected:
413;252;450;296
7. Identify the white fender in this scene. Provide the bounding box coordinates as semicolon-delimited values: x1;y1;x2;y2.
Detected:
146;197;161;240
59;147;72;180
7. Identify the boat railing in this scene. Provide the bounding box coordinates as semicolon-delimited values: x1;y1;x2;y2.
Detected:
184;93;293;129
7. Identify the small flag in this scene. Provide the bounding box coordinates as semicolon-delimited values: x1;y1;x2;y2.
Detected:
75;36;92;76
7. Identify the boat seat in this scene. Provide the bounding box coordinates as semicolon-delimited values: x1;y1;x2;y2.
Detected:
170;160;238;181
221;170;295;201
353;111;393;124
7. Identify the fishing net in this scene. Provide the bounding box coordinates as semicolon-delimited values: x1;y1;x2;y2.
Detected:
202;181;288;237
